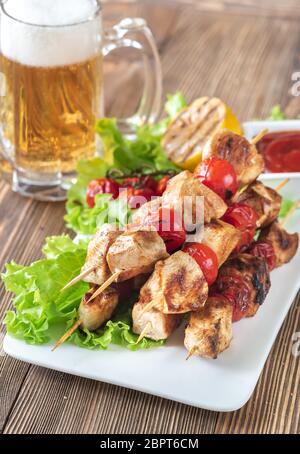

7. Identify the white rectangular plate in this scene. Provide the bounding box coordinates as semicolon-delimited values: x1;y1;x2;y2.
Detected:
4;180;300;412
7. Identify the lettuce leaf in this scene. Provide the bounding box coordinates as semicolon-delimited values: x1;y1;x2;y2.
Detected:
279;198;294;219
65;93;184;235
2;235;163;350
65;191;131;236
267;105;286;121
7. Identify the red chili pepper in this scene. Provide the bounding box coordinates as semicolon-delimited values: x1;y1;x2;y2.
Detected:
222;203;258;252
248;241;276;271
194;157;238;200
86;178;120;208
183;243;219;286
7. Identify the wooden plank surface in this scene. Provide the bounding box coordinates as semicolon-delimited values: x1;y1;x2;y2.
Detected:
0;0;300;434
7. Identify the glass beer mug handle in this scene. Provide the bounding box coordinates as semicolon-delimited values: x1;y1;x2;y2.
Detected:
103;18;162;132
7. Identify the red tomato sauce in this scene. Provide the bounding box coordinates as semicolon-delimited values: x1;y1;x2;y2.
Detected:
257;131;300;173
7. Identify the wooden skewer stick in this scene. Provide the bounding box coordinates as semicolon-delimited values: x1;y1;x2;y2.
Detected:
86;271;122;304
251;128;269;145
186;347;197;361
231;176;289;205
136;322;153;344
139;300;158;318
280;199;300;228
231;183;249;204
52;319;82;352
275;178;290;192
61;266;95;292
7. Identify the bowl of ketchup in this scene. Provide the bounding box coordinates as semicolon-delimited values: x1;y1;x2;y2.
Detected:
243;120;300;179
257;131;300;173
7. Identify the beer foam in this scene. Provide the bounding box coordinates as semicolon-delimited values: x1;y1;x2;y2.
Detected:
0;0;102;67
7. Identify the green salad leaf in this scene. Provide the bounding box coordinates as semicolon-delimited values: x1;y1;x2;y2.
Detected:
279;198;294;219
165;91;187;119
65;192;131;236
65;93;184;235
267;105;286;121
2;235;163;351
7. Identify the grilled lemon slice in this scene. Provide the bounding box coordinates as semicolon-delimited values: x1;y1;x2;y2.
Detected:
161;97;242;171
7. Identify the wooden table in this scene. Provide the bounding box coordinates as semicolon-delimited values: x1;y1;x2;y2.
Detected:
1;0;299;434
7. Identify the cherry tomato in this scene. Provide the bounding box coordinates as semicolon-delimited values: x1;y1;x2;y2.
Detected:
144;207;186;253
194;157;238;200
120;187;154;210
122;177;141;188
86;178;120;208
248;241;276;272
156;176;171;196
122;176;157;192
222;203;258;252
142;176;158;192
214;271;251;322
183;243;218;285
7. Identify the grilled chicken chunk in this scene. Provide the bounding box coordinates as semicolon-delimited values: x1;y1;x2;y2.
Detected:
214;253;271;321
107;230;169;282
82;224;121;285
259;221;299;267
163;171;227;225
234;181;282;228
136;251;208;314
202;220;241;266
79;287;119;331
131;198;162;225
203;130;264;187
132;303;182;341
184;296;233;359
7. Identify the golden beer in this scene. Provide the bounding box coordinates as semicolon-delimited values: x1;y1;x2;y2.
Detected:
0;54;103;173
0;1;162;200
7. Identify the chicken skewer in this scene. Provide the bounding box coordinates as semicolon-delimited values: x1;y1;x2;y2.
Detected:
133;219;242;339
137;176;281;319
185;210;299;359
56;122;291;348
59;173;291;349
52;286;119;351
54;171;229;349
133;174;281;338
136;193;299;349
202;130;265;188
53;229;169;350
61;128;272;296
232;180;282;229
61;170;228;294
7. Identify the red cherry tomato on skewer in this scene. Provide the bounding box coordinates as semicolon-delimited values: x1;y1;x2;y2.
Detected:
122;176;157;192
248;241;276;272
120;187;154;209
222;203;258;252
183;243;219;286
144;207;186;253
156;176;171;196
194;157;238;200
213;271;251;322
86;178;120;208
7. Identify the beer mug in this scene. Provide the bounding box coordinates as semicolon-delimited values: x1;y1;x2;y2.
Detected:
0;0;162;201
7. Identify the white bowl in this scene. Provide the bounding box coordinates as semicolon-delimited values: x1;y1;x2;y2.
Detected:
243;120;300;180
